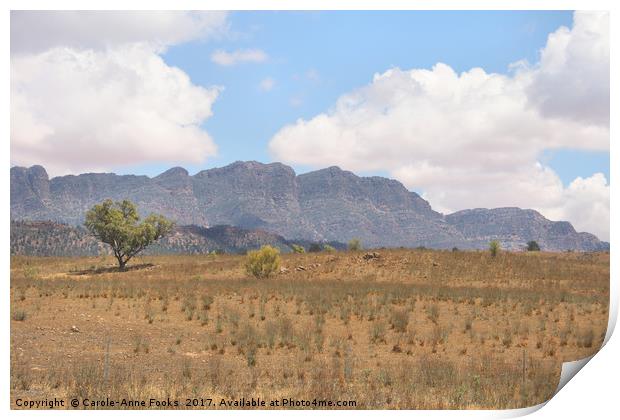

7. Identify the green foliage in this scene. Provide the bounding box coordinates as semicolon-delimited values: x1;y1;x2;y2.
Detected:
489;240;500;258
245;245;281;279
323;244;336;253
348;238;362;251
290;244;306;254
84;199;174;269
308;243;322;253
526;241;541;252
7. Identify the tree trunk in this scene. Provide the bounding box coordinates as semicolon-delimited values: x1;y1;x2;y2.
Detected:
116;255;126;270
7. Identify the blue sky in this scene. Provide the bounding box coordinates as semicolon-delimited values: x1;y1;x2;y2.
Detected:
10;10;609;238
124;10;609;186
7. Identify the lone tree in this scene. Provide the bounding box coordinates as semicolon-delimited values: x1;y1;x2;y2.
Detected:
526;240;541;251
85;199;174;269
489;240;500;258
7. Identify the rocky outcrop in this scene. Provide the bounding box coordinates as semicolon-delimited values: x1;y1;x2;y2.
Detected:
446;208;609;251
10;162;609;251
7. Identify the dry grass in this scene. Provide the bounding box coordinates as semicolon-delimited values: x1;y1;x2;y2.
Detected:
10;249;609;409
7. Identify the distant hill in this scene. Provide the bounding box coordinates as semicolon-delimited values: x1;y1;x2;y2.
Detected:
11;162;609;252
10;221;346;256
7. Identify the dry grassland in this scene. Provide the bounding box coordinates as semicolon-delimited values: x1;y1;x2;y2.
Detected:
10;249;609;409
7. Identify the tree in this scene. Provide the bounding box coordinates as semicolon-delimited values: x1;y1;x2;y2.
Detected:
489;240;500;258
308;243;322;253
245;245;281;278
348;238;362;251
290;244;306;254
526;240;541;251
85;199;174;269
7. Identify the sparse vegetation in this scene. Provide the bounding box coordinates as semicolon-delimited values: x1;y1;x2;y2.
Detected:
489;240;500;258
12;310;27;321
323;244;336;252
526;241;541;252
245;245;281;278
290;244;306;254
10;249;608;409
348;238;362;251
308;243;322;253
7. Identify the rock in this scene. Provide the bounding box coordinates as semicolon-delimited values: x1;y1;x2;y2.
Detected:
363;252;381;260
295;266;306;271
70;325;80;333
10;163;608;252
279;267;289;274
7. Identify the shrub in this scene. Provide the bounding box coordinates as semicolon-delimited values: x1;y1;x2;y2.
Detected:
245;245;281;278
12;310;27;321
526;240;541;251
426;304;440;324
489;240;500;258
323;244;336;252
200;294;214;310
348;238;362;251
308;243;322;253
577;328;595;348
370;320;387;344
290;244;306;254
390;307;409;333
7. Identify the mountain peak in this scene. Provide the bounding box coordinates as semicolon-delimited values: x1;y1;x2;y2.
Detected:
156;166;189;178
9;162;607;251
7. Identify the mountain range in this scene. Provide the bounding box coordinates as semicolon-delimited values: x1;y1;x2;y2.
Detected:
10;161;609;253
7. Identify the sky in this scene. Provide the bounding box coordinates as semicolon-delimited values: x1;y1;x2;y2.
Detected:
10;11;610;240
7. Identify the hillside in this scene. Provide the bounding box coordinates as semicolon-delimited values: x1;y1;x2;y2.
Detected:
11;162;609;251
10;221;346;257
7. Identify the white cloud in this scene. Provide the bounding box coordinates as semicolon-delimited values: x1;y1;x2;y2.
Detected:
11;11;227;175
11;11;229;54
211;49;268;66
269;11;609;240
258;77;276;92
526;11;609;126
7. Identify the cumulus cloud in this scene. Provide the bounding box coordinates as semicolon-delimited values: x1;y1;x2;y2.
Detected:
526;11;609;126
11;11;228;54
269;11;609;240
258;77;276;92
11;11;227;175
211;49;268;66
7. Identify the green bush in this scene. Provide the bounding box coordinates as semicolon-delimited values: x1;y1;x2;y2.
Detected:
323;244;336;253
489;240;500;258
308;243;322;253
526;240;541;251
245;245;281;278
290;244;306;254
348;238;362;251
